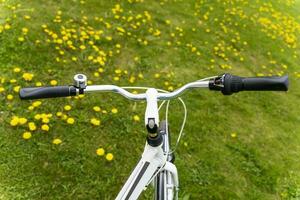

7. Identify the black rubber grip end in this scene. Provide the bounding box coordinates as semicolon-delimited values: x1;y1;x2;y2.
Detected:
19;86;77;100
221;73;289;95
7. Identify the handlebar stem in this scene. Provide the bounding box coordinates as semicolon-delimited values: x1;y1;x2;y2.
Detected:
145;88;159;136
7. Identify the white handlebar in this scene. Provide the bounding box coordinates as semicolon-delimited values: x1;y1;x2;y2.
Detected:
83;81;210;100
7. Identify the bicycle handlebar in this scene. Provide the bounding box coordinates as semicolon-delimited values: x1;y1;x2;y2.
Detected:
209;73;289;95
19;73;289;100
19;86;77;100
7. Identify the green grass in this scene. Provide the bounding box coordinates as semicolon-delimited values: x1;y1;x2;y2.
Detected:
0;0;300;199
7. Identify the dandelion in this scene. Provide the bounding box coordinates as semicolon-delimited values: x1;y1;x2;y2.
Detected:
28;122;37;131
13;86;20;92
10;117;19;126
111;108;118;114
22;73;34;81
67;117;75;124
34;114;41;120
19;117;27;125
22;27;28;34
23;132;32;140
18;37;25;42
133;115;140;122
28;106;34;111
42;117;50;124
35;82;42;86
96;148;105;156
7;94;13;100
0;87;5;93
41;124;50;131
4;24;11;30
32;101;42;107
93;106;101;112
90;118;101;126
113;76;120;81
10;79;17;83
56;112;63;117
64;105;72;111
106;153;114;161
79;45;86;50
231;132;237;138
62;114;68;120
13;67;21;73
24;15;31;20
53;138;62;145
50;80;58;86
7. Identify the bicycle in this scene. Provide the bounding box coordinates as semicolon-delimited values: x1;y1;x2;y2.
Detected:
19;73;289;200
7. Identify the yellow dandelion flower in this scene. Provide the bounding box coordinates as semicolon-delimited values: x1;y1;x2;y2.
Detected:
56;39;63;44
10;117;19;126
56;112;63;117
32;101;42;107
67;117;75;124
111;108;118;114
22;27;28;34
22;132;32;140
28;122;37;131
98;68;104;73
34;114;41;120
7;94;13;100
22;73;34;81
113;76;120;81
96;148;105;156
90;118;101;126
35;82;42;86
41;124;50;131
62;114;68;120
13;67;21;73
28;106;34;111
79;45;86;50
133;115;140;122
4;24;11;30
50;80;57;86
231;132;237;138
0;87;5;93
93;106;101;112
64;105;72;111
10;79;17;83
18;37;25;42
24;15;31;20
19;117;27;125
53;138;62;145
13;86;20;92
42;117;50;124
106;153;114;161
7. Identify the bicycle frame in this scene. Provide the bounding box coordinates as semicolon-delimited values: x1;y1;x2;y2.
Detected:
115;120;178;200
115;88;179;200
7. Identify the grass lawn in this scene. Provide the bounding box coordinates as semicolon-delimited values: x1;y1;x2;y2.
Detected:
0;0;300;199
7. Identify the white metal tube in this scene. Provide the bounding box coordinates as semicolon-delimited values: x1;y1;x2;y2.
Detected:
84;85;146;100
83;81;209;101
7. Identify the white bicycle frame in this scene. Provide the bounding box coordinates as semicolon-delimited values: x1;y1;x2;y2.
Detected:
84;80;210;200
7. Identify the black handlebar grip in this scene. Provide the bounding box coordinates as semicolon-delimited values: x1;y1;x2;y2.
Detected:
221;73;289;95
19;86;77;100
